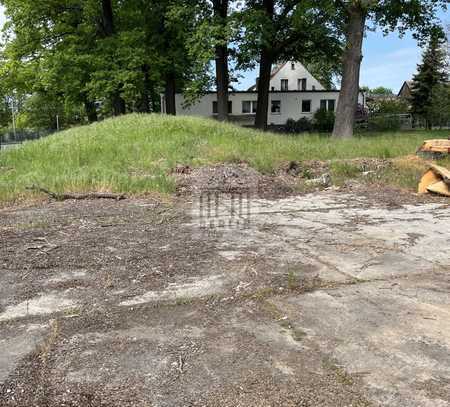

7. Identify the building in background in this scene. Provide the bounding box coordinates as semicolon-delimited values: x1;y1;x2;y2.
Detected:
398;81;414;99
164;61;364;126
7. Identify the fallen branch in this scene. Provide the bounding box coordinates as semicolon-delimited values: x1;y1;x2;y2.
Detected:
26;185;126;201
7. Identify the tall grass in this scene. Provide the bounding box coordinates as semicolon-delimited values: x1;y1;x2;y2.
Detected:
0;113;447;202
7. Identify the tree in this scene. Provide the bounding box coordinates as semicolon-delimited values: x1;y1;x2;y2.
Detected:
100;0;126;115
427;83;450;128
0;0;114;122
370;86;394;96
184;0;237;117
238;0;342;130
146;0;211;115
213;0;230;121
332;0;448;138
411;31;449;128
366;98;410;115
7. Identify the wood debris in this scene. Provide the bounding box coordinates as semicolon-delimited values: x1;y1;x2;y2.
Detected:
417;139;450;159
418;164;450;197
26;185;126;201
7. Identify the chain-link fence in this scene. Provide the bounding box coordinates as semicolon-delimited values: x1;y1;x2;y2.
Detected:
0;129;56;150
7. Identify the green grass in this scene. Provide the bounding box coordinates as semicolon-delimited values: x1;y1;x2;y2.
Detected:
0;113;448;203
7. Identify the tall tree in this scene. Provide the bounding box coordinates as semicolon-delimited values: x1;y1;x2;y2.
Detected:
254;0;274;130
332;0;448;138
150;0;206;115
411;31;448;128
239;0;342;130
213;0;230;121
99;0;126;115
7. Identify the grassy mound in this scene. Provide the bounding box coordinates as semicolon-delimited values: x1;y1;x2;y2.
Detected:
0;113;447;202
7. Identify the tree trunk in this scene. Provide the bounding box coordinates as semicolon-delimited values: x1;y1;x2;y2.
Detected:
255;48;273;130
101;0;115;36
213;0;229;121
332;5;366;138
164;73;176;115
84;99;98;123
100;0;126;116
138;64;151;113
254;0;274;130
112;91;126;115
150;85;161;112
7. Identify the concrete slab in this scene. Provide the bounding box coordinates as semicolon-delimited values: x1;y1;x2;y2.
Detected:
274;274;450;406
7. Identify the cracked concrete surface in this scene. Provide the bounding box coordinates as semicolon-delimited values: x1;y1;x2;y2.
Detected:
0;191;449;406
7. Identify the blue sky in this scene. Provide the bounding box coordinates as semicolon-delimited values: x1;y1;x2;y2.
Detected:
0;5;448;94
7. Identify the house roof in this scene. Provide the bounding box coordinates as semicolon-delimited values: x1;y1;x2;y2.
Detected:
398;80;414;96
247;62;290;91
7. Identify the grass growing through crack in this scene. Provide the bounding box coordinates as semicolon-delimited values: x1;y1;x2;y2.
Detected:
1;113;448;202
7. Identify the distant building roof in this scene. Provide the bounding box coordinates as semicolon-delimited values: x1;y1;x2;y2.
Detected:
247;62;289;91
398;80;414;97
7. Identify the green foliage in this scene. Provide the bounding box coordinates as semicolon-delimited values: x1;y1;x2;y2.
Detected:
427;84;450;127
0;0;211;125
411;31;449;126
313;108;335;133
18;93;84;130
367;116;401;132
367;98;410;115
370;87;394;96
285;117;313;133
235;0;343;81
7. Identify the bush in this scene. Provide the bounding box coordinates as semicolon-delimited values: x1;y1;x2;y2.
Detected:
367;98;410;115
313;109;335;132
368;115;401;131
284;117;313;133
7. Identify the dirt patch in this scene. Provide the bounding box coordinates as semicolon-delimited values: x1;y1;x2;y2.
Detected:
176;163;298;198
174;159;450;206
341;181;450;207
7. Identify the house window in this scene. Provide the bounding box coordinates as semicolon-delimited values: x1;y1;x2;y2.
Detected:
298;78;307;91
328;99;335;112
281;79;289;91
320;99;336;112
213;101;232;114
271;100;281;114
291;62;295;70
302;100;311;113
242;100;257;114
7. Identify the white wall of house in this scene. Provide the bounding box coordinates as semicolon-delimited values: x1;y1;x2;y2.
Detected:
269;62;325;91
173;91;364;126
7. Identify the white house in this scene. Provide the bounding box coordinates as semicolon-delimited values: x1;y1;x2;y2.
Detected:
247;61;325;92
163;61;365;126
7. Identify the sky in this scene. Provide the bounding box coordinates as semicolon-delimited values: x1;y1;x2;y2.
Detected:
0;5;448;94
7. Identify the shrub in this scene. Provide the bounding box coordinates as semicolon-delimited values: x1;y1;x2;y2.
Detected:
368;115;401;131
284;117;313;133
285;118;298;133
313;109;335;133
367;98;410;115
